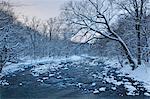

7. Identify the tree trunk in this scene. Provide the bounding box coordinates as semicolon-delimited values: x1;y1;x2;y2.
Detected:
109;29;137;70
143;34;149;62
0;56;3;73
135;1;142;65
136;21;142;65
118;39;137;70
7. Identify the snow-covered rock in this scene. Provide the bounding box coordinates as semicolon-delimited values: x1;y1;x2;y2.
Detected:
91;82;96;86
111;87;116;90
124;84;137;96
49;74;55;77
144;92;150;96
19;83;23;86
43;77;49;80
104;76;123;86
93;89;100;94
99;87;106;92
0;80;9;86
1;55;84;76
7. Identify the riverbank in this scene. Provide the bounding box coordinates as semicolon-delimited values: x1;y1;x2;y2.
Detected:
0;55;150;98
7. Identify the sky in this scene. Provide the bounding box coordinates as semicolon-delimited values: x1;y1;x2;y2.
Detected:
6;0;69;20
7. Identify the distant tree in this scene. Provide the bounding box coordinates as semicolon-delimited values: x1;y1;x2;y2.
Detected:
47;17;65;40
0;1;16;73
0;36;13;73
22;17;41;58
47;18;57;41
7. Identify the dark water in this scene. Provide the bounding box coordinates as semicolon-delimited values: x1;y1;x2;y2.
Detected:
0;60;149;99
0;86;149;99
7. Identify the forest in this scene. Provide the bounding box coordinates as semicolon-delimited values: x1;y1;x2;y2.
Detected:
0;0;150;98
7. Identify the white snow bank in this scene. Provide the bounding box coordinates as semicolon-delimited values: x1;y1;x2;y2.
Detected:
105;58;150;96
105;58;150;87
124;84;137;96
30;55;85;77
120;62;150;92
1;55;84;76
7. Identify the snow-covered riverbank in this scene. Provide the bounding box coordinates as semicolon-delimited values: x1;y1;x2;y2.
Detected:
1;55;150;96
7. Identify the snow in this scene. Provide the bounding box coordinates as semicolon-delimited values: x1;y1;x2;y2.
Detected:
144;92;150;96
37;79;44;83
91;82;96;86
19;83;23;86
43;77;49;80
77;83;83;88
0;73;4;79
1;55;150;96
29;55;84;77
120;62;150;92
30;64;52;77
101;58;150;96
49;73;55;77
93;87;106;94
103;57;150;95
104;76;123;86
93;89;100;94
1;55;84;76
0;80;9;86
104;58;121;68
124;84;137;96
121;63;150;83
69;55;83;61
111;87;116;90
99;87;106;91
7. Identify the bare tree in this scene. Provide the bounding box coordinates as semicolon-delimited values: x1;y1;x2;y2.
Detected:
62;0;137;70
27;17;41;59
47;17;66;40
0;37;7;73
0;1;16;73
112;0;150;65
47;18;57;41
42;22;48;37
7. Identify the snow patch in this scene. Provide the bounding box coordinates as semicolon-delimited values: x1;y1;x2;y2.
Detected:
99;87;106;91
91;82;96;86
124;84;137;96
0;80;9;86
104;76;123;86
105;58;150;94
120;62;150;92
19;83;23;86
49;74;55;77
111;87;116;90
144;92;150;96
1;55;84;76
93;89;100;94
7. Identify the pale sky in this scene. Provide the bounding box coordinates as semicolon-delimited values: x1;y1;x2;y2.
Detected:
6;0;69;20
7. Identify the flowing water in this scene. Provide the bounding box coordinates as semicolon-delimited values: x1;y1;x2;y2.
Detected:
0;60;149;99
0;86;149;99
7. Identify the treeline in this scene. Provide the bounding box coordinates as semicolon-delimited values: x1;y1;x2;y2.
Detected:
0;1;103;70
61;0;150;69
0;0;150;72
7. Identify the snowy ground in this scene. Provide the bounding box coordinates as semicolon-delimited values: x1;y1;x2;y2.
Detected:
0;55;150;97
